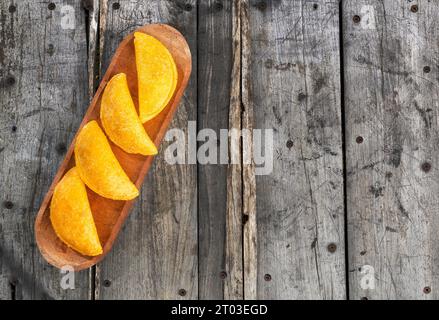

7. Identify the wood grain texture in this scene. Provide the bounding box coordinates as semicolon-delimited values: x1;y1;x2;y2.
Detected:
197;0;237;299
224;0;243;300
96;0;198;299
247;0;346;299
344;0;439;300
0;0;92;299
241;0;257;300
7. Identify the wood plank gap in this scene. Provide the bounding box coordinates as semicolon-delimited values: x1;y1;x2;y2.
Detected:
196;0;200;300
338;0;350;301
82;0;101;300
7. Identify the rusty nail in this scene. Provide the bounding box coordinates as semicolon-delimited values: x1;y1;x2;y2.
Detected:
48;3;56;10
327;243;337;253
353;15;361;23
286;139;294;149
3;201;14;209
9;5;16;13
423;66;431;73
356;136;364;144
112;2;120;10
421;162;431;173
178;288;187;296
410;5;418;13
424;286;431;294
264;274;272;281
103;279;111;287
219;271;227;279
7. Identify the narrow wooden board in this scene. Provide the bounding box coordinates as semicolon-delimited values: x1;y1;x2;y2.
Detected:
241;0;257;300
246;0;346;299
0;0;92;299
95;0;198;299
197;0;235;299
344;0;439;300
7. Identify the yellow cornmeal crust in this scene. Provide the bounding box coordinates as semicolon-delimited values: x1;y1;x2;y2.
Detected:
50;167;102;256
74;121;139;200
134;32;178;123
100;73;158;155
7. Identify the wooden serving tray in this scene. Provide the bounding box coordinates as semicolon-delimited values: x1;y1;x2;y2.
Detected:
34;24;192;270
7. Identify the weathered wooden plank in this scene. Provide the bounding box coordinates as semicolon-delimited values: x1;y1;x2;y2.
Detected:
225;0;244;300
247;0;346;299
197;0;240;299
96;0;198;299
0;0;94;299
344;0;439;300
241;0;257;300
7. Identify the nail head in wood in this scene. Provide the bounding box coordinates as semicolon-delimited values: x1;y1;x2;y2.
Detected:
423;66;431;73
286;139;294;149
256;1;267;11
8;5;16;13
356;136;364;144
327;243;337;253
82;0;94;11
219;271;227;279
264;274;272;281
112;2;120;10
56;143;67;155
47;44;55;56
313;4;318;10
184;3;193;11
3;201;14;209
353;15;361;23
214;1;223;11
361;297;369;300
103;279;111;287
421;162;431;173
48;3;56;10
11;125;17;132
424;286;431;294
6;76;15;86
410;5;418;13
178;288;187;296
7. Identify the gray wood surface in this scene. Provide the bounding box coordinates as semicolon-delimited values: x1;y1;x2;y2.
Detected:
247;0;346;299
3;0;439;300
0;0;93;299
197;0;238;299
344;0;439;300
96;0;198;299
